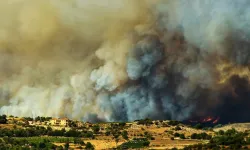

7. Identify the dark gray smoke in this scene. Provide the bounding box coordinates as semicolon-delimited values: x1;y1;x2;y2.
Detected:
1;0;250;123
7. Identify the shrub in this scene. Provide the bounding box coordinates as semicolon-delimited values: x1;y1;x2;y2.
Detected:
174;133;180;137
193;123;203;129
121;131;129;140
85;142;95;150
174;126;181;131
180;134;185;139
91;125;100;134
118;138;150;149
168;120;180;126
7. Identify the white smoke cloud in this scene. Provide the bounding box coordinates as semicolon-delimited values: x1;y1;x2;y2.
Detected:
0;0;250;122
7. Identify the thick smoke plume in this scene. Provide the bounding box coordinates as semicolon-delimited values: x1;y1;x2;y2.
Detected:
0;0;250;123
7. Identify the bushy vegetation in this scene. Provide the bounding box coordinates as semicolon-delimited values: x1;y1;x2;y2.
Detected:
0;115;7;124
168;120;180;126
137;118;153;126
210;129;248;147
144;131;155;140
190;132;212;140
184;129;250;150
85;142;95;150
121;130;129;140
0;136;89;150
192;123;203;129
174;132;185;139
0;137;61;149
35;116;52;122
183;143;220;150
174;126;182;131
118;138;150;149
91;125;100;134
0;126;94;139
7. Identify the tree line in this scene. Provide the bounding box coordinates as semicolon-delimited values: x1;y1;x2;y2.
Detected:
0;126;95;139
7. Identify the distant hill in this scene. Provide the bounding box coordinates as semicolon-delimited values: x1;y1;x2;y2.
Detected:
214;123;250;132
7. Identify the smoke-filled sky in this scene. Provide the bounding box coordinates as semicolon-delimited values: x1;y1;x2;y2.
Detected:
0;0;250;123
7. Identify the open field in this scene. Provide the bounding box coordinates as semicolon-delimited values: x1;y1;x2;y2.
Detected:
150;139;208;149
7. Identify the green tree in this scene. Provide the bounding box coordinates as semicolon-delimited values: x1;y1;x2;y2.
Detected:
64;142;69;150
0;115;7;124
39;142;46;149
167;120;180;126
35;116;41;122
180;134;185;139
85;142;94;150
175;126;182;131
65;129;81;137
119;122;126;127
137;118;153;126
121;130;129;140
105;131;111;136
193;123;203;129
174;132;180;137
23;117;33;121
91;125;100;134
74;137;84;145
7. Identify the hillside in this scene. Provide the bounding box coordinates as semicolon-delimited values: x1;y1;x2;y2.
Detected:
0;115;250;149
214;123;250;132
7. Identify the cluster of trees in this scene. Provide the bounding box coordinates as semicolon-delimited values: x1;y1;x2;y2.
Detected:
0;136;94;150
22;116;52;122
173;132;185;139
118;138;150;149
190;132;212;140
0;115;7;124
0;126;48;137
35;116;52;122
107;123;127;146
85;142;95;150
0;137;58;150
144;131;155;140
192;123;203;130
121;130;129;140
184;129;250;150
174;126;182;131
137;118;153;126
183;143;221;150
91;125;100;134
210;129;249;148
0;126;95;139
105;123;126;136
167;120;181;126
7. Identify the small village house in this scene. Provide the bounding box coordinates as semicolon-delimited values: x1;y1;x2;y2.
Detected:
49;118;69;127
60;118;69;126
49;118;61;126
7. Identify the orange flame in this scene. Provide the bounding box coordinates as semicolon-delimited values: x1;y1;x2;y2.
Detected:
188;116;220;124
202;116;213;123
212;117;220;124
